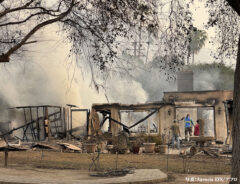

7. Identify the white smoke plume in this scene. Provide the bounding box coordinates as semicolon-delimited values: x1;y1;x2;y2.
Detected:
0;24;233;133
192;65;234;91
194;70;220;90
105;76;148;104
0;26;108;109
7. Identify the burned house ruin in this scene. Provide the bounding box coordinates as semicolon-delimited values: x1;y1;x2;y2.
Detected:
87;90;232;143
87;70;233;144
0;70;234;145
1;105;89;141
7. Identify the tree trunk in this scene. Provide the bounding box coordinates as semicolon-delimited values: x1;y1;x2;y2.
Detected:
231;35;240;184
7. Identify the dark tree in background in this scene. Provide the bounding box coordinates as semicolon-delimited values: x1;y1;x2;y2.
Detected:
206;0;240;182
227;0;240;182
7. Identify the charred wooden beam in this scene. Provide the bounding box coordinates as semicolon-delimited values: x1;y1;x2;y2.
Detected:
92;102;172;111
129;109;159;129
0;111;61;138
9;105;62;109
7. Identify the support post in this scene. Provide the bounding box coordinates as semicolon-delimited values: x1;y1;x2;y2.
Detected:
44;107;51;140
36;107;40;141
86;110;90;136
70;108;72;136
23;109;28;142
110;107;121;136
29;107;36;141
63;107;66;136
4;149;8;168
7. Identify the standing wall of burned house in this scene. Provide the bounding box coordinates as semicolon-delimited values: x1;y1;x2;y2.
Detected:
90;103;174;137
110;107;121;136
88;108;102;136
158;105;175;139
163;90;233;142
89;106;121;136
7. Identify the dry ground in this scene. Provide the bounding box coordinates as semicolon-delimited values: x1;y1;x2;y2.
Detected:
0;150;231;175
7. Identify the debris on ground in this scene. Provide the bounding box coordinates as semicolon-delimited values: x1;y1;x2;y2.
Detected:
90;168;134;177
58;143;82;152
0;140;28;151
0;145;27;151
31;143;59;150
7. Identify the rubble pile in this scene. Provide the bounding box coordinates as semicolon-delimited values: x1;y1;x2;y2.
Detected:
0;132;233;158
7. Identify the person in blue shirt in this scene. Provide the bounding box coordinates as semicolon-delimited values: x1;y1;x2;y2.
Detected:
184;114;194;141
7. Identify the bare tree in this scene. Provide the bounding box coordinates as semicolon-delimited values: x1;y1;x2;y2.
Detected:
63;0;159;71
0;0;158;66
0;0;77;63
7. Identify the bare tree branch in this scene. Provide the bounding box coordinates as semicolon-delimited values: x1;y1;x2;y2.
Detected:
0;0;77;62
0;0;34;19
0;12;49;27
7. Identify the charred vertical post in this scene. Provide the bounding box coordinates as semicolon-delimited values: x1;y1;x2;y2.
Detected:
86;110;90;136
64;107;69;138
44;107;51;140
59;107;62;133
43;107;46;138
70;108;73;136
29;107;36;141
47;107;51;139
43;107;45;138
4;148;8;168
36;107;40;141
23;108;28;142
62;107;65;136
67;107;70;137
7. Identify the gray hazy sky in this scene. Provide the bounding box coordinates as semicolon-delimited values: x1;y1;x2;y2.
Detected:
190;1;235;66
43;0;235;67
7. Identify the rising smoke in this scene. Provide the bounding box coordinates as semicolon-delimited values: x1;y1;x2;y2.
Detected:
0;25;234;128
103;57;234;104
192;64;234;91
